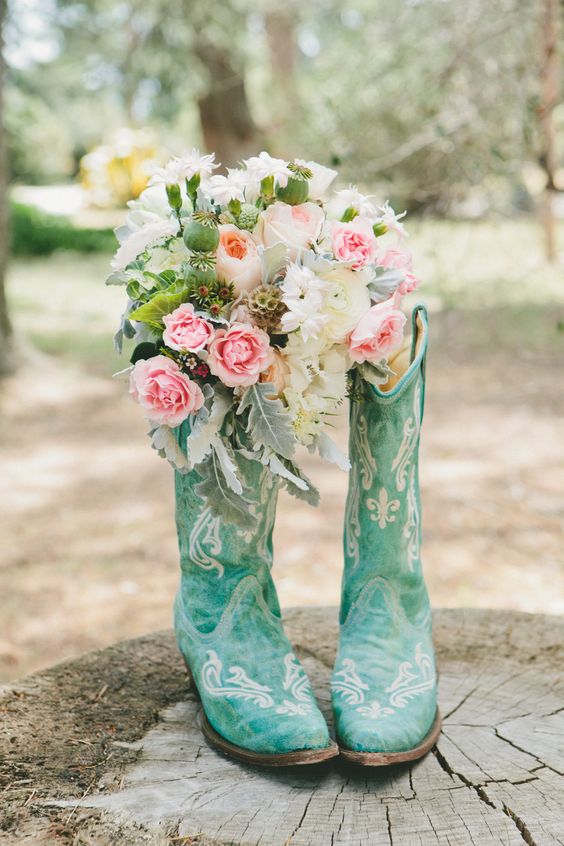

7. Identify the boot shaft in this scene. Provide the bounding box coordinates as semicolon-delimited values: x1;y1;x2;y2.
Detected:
342;306;429;622
174;419;281;632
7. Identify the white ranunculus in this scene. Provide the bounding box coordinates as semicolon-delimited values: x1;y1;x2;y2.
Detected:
294;158;338;200
319;266;371;344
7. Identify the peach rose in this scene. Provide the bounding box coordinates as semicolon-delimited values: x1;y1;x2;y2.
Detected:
255;201;324;260
208;322;273;388
162;303;214;352
332;217;377;270
348;298;407;364
216;224;262;294
377;248;420;295
259;349;290;397
129;355;204;426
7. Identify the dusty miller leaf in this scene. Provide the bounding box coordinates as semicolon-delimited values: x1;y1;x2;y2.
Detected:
211;438;243;495
312;431;351;472
260;243;287;285
236;382;295;460
186;387;232;467
194;450;256;528
148;423;190;473
368;266;404;303
357;359;395;388
268;453;320;507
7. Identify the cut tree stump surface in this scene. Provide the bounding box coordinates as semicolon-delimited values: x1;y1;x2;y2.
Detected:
1;608;563;846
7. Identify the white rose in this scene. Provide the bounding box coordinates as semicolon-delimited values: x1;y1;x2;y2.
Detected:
254;202;325;261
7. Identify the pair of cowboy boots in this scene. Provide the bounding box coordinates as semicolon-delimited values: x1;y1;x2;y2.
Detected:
174;306;440;766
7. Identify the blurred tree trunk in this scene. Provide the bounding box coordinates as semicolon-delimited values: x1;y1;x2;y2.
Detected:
538;0;560;262
0;0;13;377
265;9;299;137
195;40;264;166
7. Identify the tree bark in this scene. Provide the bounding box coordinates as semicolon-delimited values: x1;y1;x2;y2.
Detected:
538;0;561;262
264;9;300;137
195;40;264;167
0;0;13;376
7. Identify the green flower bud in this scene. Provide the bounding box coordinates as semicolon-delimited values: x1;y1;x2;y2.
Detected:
183;212;220;252
341;206;358;222
373;221;388;237
274;175;309;206
166;183;182;212
237;203;260;231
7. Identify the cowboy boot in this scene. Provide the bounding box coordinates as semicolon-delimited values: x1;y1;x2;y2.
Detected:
331;305;440;765
174;431;337;766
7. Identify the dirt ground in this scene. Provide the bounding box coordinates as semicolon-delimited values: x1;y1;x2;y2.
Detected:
1;301;563;684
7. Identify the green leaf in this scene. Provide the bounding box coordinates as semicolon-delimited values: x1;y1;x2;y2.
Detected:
236;382;295;460
194;449;256;528
130;342;159;364
128;287;190;325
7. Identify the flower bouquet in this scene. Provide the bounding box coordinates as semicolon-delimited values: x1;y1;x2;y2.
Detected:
108;150;419;526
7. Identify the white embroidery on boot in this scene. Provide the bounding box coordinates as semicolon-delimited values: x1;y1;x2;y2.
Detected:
367;487;401;529
357;700;394;719
276;700;312;716
331;658;369;705
404;465;420;571
201;650;274;708
385;642;435;708
282;653;312;703
189;509;224;577
356;411;377;490
391;383;421;492
344;460;361;569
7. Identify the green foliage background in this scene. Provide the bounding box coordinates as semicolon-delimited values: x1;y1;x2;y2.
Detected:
6;0;555;212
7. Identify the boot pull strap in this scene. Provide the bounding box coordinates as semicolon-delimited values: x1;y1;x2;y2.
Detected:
409;304;428;422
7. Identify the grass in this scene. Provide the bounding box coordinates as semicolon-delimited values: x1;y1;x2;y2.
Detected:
6;216;564;376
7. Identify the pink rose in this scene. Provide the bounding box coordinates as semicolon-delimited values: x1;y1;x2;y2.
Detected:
255;201;324;260
216;224;262;294
162;303;214;352
208;322;273;388
332;217;377;270
129;355;204;426
349;298;407;363
377;248;420;295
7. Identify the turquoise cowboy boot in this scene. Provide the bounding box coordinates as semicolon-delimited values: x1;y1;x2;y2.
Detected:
174;430;337;766
331;305;440;765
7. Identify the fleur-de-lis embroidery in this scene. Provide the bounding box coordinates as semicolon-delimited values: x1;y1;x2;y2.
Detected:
189;508;224;576
201;651;275;709
276;700;312;716
331;658;369;705
367;488;401;529
357;700;394;719
391;383;421;492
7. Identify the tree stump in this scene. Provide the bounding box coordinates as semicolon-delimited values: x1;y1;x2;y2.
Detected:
1;608;563;846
